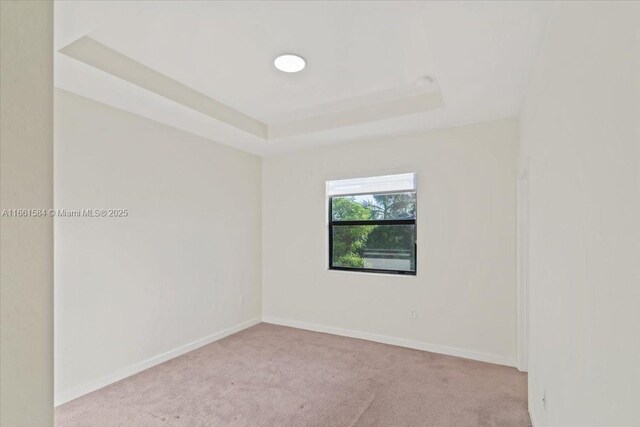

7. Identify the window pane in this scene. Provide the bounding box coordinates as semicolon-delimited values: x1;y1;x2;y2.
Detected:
331;224;415;272
331;192;416;221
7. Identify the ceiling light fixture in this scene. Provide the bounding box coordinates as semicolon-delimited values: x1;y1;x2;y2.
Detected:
274;54;306;73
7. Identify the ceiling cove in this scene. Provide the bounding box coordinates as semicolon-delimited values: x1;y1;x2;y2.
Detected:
59;36;444;142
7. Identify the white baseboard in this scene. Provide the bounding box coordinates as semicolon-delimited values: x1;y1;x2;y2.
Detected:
262;316;517;368
55;317;261;407
57;316;517;407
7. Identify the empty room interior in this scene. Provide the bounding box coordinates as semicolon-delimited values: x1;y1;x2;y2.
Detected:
1;1;639;426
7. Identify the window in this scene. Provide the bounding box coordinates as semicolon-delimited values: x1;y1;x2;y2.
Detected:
327;173;416;275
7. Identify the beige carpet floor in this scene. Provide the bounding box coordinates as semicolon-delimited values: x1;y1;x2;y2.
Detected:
56;323;530;427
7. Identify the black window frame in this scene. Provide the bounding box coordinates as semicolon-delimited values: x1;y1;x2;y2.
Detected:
328;192;417;276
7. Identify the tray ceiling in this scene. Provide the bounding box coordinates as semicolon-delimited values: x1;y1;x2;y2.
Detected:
55;1;552;156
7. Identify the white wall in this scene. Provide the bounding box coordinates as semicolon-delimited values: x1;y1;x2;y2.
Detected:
0;2;54;426
54;90;262;405
262;118;518;366
520;2;640;426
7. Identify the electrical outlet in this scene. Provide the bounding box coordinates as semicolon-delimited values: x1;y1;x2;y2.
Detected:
409;309;417;320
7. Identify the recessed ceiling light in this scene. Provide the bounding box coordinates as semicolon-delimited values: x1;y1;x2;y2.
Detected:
274;54;306;73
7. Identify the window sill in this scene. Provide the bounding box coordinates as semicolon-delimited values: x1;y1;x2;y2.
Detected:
326;268;417;278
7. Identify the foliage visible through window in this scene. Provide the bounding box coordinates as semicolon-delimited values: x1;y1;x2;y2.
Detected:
329;186;416;275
